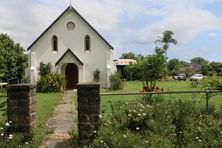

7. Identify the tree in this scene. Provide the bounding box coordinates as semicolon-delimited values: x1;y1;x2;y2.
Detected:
190;57;208;65
208;62;222;73
190;57;209;74
155;30;177;57
136;54;144;60
120;52;137;60
125;63;143;81
135;47;167;93
167;59;189;75
167;58;180;72
202;64;209;76
180;61;189;67
0;34;27;82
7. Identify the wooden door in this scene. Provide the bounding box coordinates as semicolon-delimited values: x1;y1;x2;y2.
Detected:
65;63;78;89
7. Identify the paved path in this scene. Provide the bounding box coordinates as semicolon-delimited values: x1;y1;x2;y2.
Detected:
41;90;77;148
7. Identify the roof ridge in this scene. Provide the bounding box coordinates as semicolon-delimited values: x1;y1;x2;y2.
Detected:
27;6;113;51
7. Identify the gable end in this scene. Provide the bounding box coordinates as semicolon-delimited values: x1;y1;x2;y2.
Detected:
27;6;114;51
55;49;83;66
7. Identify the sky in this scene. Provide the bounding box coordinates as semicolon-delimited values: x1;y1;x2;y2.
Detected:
0;0;222;62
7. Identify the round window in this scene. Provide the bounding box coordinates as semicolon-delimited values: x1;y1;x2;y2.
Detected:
67;22;75;30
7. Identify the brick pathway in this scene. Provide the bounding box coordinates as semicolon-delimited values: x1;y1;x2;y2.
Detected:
41;90;77;148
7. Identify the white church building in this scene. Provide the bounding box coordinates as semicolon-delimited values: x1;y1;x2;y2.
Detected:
27;6;116;89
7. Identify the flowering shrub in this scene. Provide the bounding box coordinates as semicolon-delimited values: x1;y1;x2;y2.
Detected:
0;120;46;147
37;61;66;93
0;121;25;147
37;73;66;93
86;98;222;147
109;72;123;90
140;86;163;92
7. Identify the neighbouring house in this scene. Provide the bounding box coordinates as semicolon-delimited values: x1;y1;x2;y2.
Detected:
189;63;202;73
115;59;137;79
27;6;116;89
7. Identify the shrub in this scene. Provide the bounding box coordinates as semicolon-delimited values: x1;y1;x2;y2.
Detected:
38;62;52;77
84;98;222;147
190;80;201;88
37;73;65;93
191;76;222;91
20;77;29;83
109;72;123;90
0;120;48;147
0;121;28;147
93;69;100;82
200;76;222;90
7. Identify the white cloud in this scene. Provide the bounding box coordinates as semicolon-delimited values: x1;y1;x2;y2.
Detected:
0;0;67;48
208;32;219;37
0;0;222;61
138;3;222;45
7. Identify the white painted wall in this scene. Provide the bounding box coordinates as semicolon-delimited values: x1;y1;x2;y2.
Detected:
28;8;115;88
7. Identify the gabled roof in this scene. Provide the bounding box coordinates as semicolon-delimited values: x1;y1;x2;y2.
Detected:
55;49;83;66
27;6;114;51
115;59;137;66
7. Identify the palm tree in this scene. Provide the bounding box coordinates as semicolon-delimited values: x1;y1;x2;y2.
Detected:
155;30;177;57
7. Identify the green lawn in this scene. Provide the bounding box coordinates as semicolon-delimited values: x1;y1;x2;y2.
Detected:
0;96;6;123
0;88;7;122
0;92;62;122
101;80;222;115
73;80;222;115
101;80;197;93
36;93;63;122
24;92;62;147
32;92;63;147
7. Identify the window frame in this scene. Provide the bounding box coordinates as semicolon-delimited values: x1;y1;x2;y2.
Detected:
67;21;75;30
52;35;58;52
84;35;91;52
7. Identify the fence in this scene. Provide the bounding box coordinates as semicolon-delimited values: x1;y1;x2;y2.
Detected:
100;90;222;113
76;84;222;145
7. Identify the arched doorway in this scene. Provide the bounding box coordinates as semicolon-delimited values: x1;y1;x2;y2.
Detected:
65;63;78;89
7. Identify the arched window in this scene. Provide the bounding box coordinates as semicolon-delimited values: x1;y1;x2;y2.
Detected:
52;35;58;52
84;35;91;51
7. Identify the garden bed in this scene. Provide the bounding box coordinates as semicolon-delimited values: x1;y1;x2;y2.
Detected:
88;97;222;147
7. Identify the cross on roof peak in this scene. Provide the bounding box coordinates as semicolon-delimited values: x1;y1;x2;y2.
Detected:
69;0;73;7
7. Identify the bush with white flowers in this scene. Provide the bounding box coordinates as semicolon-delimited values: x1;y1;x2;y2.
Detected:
80;97;222;147
0;120;33;147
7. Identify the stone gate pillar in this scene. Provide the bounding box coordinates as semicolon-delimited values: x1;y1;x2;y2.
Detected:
7;84;36;137
77;83;100;145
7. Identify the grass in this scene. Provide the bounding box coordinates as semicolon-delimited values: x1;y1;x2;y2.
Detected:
101;80;198;93
0;97;6;123
29;92;63;147
0;88;7;122
36;93;63;122
101;80;222;115
0;91;62;147
0;92;62;122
